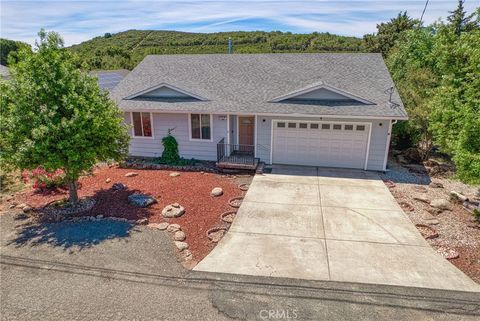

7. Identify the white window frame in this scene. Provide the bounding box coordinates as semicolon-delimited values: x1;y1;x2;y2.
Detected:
188;113;213;142
130;112;154;139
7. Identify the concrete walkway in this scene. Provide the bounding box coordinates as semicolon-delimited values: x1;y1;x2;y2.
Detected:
195;165;480;292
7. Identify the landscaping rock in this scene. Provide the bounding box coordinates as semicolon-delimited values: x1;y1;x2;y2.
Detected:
136;218;148;225
437;247;459;260
14;212;29;220
169;172;181;177
105;178;111;183
183;249;193;259
427;207;443;216
173;230;186;241
111;183;127;191
16;203;28;210
396;154;409;165
174;241;189;251
157;222;169;230
413;195;430;204
423;159;440;167
96;215;104;219
450;191;468;202
167;224;181;232
430;199;452;210
162;203;185;218
211;187;223;197
125;172;138;177
22;205;32;213
8;204;16;209
429;181;444;189
128;194;157;207
422;212;439;225
413;185;428;193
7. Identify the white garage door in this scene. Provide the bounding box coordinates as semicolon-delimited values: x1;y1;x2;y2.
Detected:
272;121;370;169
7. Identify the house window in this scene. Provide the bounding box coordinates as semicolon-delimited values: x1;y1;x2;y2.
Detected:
288;123;296;128
321;124;330;130
310;123;319;129
299;123;308;129
333;124;342;130
132;112;152;137
356;125;366;131
277;122;286;128
344;124;354;130
190;114;211;140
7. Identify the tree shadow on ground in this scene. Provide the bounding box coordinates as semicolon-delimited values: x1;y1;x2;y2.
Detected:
7;219;137;250
7;187;154;250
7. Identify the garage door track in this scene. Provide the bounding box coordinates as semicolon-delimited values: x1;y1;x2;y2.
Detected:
195;165;479;292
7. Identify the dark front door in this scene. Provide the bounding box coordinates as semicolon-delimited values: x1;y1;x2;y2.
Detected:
238;116;255;154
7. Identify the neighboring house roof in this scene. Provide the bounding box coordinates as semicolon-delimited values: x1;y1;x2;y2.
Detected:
0;64;11;79
90;69;130;92
110;54;407;119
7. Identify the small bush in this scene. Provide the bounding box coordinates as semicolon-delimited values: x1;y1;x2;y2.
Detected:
161;135;180;164
473;209;480;222
22;167;66;190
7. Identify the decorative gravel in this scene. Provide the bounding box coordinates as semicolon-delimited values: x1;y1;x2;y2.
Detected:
7;167;244;262
384;158;480;284
380;161;431;185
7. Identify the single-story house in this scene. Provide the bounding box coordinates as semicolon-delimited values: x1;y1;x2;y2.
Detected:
110;53;407;171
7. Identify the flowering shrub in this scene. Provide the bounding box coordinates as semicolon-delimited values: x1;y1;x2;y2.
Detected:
22;167;66;190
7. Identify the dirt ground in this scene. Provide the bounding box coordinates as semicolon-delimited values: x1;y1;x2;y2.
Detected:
1;166;252;263
382;159;480;284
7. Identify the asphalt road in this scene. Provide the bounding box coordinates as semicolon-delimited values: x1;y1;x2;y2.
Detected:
1;212;479;321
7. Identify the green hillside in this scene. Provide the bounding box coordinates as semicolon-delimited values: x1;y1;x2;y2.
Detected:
70;30;366;70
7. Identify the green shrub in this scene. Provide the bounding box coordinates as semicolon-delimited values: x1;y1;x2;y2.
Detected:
161;135;180;164
473;209;480;222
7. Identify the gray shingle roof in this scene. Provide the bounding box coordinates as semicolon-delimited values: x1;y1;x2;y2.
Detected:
110;53;407;119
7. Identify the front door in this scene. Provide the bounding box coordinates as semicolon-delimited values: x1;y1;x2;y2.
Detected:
238;116;255;154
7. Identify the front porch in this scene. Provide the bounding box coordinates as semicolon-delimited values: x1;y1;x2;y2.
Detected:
216;138;259;170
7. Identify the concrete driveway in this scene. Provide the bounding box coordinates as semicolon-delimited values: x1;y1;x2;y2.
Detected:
195;165;480;292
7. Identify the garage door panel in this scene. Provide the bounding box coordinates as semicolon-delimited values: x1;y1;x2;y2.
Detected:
273;122;369;169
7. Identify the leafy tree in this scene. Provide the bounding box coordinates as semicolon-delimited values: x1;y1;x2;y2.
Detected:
0;30;130;204
387;27;438;157
0;38;31;65
429;27;480;183
364;11;420;56
447;0;479;35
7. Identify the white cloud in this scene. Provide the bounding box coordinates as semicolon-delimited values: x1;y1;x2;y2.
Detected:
1;1;477;46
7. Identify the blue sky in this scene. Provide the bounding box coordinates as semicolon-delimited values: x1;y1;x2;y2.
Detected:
1;1;478;46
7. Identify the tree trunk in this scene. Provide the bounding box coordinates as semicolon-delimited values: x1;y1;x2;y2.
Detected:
68;180;79;205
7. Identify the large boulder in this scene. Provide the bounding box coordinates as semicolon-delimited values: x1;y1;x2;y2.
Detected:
128;194;157;207
125;172;138;177
430;199;452;210
162;203;185;218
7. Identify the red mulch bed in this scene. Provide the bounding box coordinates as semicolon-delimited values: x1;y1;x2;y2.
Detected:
9;167;245;262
